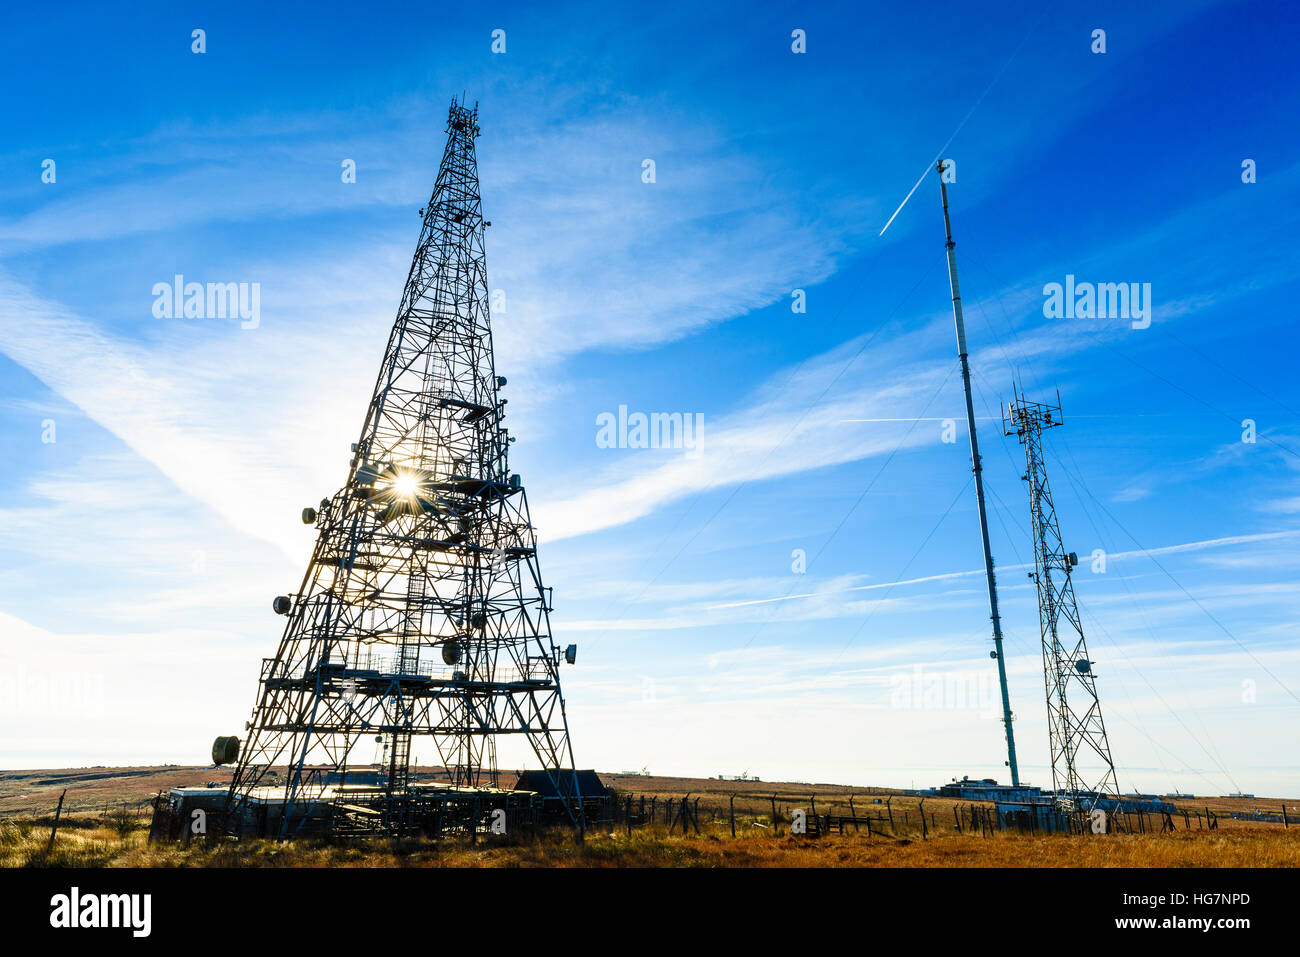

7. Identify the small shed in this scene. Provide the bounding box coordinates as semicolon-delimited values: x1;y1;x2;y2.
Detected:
513;769;608;800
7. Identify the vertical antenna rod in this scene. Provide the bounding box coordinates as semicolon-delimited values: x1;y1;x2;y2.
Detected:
937;161;1021;786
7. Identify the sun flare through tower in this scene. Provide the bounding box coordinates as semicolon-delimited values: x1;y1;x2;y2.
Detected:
222;99;584;838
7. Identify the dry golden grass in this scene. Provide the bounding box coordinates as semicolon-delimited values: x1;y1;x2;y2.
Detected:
4;767;1295;868
5;813;1297;869
3;766;1286;820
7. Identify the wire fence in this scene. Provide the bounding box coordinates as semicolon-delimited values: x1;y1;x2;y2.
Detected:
607;789;1299;840
0;795;156;824
5;786;1296;845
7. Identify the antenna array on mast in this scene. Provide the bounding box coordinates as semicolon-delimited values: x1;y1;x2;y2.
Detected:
222;98;585;839
1005;390;1120;808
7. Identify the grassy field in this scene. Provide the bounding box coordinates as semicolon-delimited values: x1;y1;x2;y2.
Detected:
3;766;1297;868
5;813;1298;868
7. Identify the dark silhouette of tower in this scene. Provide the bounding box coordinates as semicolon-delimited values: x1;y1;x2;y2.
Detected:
1005;390;1119;808
225;99;583;837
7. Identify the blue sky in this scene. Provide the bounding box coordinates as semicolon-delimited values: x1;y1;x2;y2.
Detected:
1;0;1298;796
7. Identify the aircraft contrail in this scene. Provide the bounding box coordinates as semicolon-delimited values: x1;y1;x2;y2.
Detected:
878;12;1044;237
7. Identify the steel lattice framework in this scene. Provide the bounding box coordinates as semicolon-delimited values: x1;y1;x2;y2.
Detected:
1005;391;1119;809
226;99;582;836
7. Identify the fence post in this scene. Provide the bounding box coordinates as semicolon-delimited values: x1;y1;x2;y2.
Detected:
886;797;895;833
771;794;780;836
729;793;736;838
919;799;927;841
953;806;962;833
147;791;160;843
47;789;67;856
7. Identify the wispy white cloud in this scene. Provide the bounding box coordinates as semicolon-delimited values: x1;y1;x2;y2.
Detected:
0;92;871;561
554;531;1300;637
0;274;353;559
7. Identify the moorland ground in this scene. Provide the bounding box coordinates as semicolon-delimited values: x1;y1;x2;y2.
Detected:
3;766;1295;868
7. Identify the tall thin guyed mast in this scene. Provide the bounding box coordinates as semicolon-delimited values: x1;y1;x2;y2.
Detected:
937;162;1021;786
